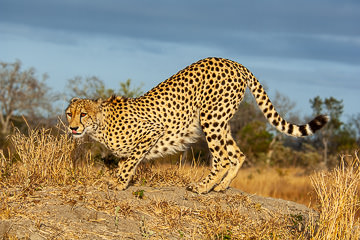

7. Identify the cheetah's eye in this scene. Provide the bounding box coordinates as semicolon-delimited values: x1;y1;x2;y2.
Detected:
66;113;72;118
80;113;87;117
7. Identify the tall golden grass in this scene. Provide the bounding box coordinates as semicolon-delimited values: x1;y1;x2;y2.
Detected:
230;167;315;205
308;152;360;239
0;125;104;188
1;125;359;239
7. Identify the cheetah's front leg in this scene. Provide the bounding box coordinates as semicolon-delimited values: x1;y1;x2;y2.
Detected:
115;126;164;190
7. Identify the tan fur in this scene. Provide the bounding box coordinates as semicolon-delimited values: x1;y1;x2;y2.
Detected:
65;57;328;193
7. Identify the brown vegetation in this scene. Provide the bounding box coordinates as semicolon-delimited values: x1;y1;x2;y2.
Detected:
308;153;360;239
1;126;360;239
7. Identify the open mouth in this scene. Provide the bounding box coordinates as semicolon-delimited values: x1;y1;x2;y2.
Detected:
70;129;85;138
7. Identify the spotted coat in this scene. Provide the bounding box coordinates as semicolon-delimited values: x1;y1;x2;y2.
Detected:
65;57;328;193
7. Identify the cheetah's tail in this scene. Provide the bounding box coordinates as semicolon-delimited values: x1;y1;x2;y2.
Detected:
243;66;328;137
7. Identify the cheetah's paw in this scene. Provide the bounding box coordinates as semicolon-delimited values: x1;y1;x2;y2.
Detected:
213;183;229;192
186;182;211;194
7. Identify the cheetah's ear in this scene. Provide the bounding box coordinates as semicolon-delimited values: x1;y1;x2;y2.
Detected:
70;97;80;103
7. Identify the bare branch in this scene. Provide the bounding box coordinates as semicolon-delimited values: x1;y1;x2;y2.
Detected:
0;60;54;135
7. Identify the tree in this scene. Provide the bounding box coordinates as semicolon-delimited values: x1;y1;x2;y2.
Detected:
236;120;273;165
349;113;360;145
66;77;143;100
0;60;54;136
230;91;265;136
309;96;344;165
271;91;299;123
119;79;143;98
66;76;115;99
333;125;357;152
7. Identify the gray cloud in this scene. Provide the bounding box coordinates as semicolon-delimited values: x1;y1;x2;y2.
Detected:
1;0;359;117
1;0;359;64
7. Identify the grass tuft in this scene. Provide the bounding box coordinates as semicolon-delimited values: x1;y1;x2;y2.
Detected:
1;124;360;239
0;124;106;189
309;151;360;239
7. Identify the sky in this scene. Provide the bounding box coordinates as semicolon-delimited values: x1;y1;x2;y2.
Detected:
1;0;359;120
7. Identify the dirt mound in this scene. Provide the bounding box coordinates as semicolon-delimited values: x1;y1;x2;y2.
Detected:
1;185;315;239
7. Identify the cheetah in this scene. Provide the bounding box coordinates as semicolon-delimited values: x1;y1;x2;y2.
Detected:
65;57;328;194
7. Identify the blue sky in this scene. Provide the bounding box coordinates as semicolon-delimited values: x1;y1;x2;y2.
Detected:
1;0;359;119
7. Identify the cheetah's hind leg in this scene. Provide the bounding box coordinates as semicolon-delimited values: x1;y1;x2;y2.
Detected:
187;118;232;194
213;128;245;192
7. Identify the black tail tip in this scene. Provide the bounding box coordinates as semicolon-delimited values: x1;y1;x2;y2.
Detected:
309;115;329;133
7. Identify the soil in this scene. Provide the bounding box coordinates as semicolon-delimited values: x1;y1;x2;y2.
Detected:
0;185;316;239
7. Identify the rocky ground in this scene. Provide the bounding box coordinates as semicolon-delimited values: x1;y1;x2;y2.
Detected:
0;185;316;239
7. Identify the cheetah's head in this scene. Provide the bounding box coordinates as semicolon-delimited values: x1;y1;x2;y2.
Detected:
65;98;103;138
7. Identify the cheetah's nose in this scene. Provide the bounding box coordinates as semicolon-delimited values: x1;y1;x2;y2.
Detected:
70;127;79;133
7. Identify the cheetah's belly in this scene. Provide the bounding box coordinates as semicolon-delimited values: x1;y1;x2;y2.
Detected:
146;114;201;160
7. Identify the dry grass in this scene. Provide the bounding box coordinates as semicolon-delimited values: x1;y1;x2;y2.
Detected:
1;125;360;239
0;124;106;189
231;167;315;205
308;152;360;239
141;195;301;239
134;154;205;188
135;162;315;206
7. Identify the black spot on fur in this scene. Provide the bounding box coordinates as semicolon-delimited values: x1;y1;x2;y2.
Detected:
299;125;308;136
288;124;294;135
226;140;234;145
272;120;279;126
